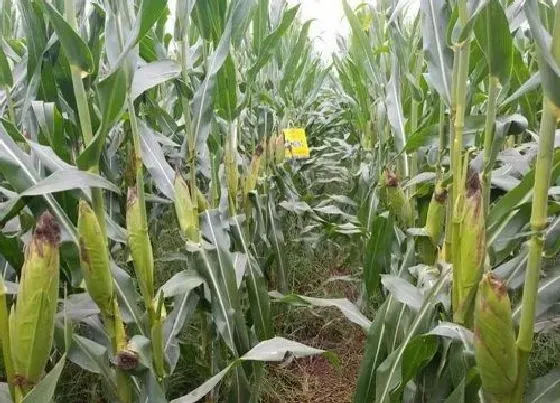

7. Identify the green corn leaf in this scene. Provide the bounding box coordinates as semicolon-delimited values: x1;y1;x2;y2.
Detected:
171;337;329;403
421;0;453;105
375;268;451;402
22;355;66;403
525;370;560;402
230;216;274;341
246;5;299;81
525;0;560;108
0;44;12;87
131;59;181;100
43;2;93;74
473;0;512;83
0;122;78;245
20;168;120;196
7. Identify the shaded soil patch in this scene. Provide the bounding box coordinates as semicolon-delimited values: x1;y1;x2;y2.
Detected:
264;329;364;403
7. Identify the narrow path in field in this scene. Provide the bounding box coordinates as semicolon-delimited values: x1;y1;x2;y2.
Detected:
265;256;366;403
285;331;364;403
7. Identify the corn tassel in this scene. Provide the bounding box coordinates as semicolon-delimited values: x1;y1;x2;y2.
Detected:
11;211;60;391
474;274;517;401
455;172;485;325
380;170;414;228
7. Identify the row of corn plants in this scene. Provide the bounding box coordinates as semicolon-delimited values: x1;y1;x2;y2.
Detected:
0;0;349;401
315;0;560;401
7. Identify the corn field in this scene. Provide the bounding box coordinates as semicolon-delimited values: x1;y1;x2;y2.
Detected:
0;0;559;401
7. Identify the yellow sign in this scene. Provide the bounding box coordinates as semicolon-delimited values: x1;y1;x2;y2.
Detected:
283;128;310;159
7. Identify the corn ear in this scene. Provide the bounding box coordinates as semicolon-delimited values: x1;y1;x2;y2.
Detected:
151;293;165;380
380;170;414;227
78;201;114;317
275;133;285;164
225;141;238;204
474;274;517;400
0;276;14;396
244;145;264;195
173;174;199;242
425;181;447;245
195;185;208;213
455;173;485;324
126;187;154;305
268;134;277;166
11;211;60;389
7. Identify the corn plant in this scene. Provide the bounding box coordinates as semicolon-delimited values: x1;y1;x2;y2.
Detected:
320;0;560;401
0;0;342;402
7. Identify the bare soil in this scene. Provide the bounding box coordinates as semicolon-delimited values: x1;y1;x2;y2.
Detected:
265;261;366;403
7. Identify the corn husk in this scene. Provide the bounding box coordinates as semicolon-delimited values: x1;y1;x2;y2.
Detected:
151;294;165;379
425;182;447;245
126;186;154;303
11;211;60;388
173;174;199;242
474;274;517;399
224;141;238;202
275;133;285;165
244;145;264;196
267;134;277;166
77;201;114;317
456;173;485;323
195;185;209;213
380;170;414;227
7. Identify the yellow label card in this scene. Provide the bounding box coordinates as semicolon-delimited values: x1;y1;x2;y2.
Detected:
283;128;310;159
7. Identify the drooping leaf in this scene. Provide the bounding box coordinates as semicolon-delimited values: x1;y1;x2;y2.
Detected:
20;169;120;196
386;56;408;157
164;292;199;372
269;291;371;330
171;337;329;403
131;59;181;100
525;0;560;108
421;0;453;105
0;122;78;245
138;121;175;200
381;275;424;310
